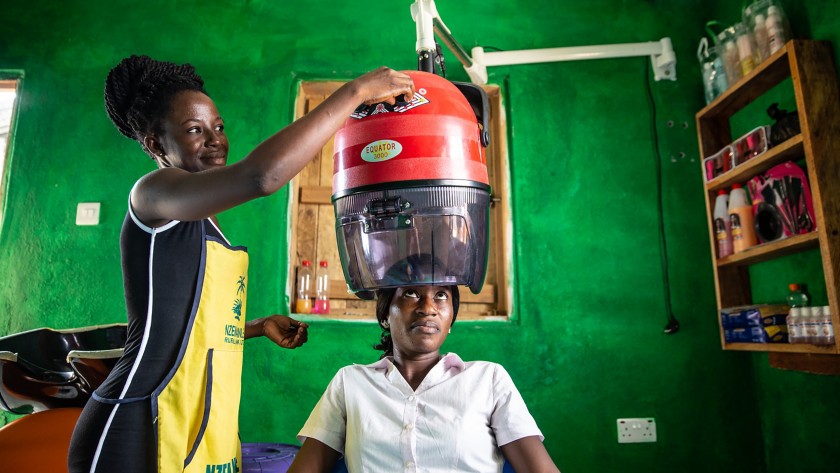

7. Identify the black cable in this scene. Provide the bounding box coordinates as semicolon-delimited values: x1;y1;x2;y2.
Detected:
644;59;681;335
435;42;447;78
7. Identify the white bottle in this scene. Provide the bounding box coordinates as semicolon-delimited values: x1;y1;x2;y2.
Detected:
735;23;756;76
720;35;742;84
713;190;733;258
753;13;770;62
766;6;786;54
728;184;757;253
819;305;835;345
787;307;802;344
804;306;821;345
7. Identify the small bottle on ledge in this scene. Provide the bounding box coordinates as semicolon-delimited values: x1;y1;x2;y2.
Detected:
295;260;313;314
313;260;330;315
786;283;809;344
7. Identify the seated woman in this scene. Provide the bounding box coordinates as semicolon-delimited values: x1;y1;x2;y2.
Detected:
289;285;560;473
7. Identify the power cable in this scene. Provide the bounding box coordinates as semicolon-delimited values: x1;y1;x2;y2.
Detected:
644;59;681;335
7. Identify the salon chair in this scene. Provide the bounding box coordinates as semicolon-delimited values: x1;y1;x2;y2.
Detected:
0;324;126;471
0;324;127;414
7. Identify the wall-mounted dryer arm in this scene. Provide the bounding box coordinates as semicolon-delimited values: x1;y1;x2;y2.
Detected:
410;0;677;84
468;38;677;84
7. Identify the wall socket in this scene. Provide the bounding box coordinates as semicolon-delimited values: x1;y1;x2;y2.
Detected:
617;418;657;443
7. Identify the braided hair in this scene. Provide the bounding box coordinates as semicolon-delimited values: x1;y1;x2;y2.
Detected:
104;54;207;156
373;286;460;359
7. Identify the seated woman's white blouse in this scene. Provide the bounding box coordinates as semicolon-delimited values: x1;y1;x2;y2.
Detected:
297;353;543;473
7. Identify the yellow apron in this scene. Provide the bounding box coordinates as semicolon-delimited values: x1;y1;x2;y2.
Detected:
154;233;248;472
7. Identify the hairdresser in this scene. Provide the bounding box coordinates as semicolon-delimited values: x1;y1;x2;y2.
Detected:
68;55;414;473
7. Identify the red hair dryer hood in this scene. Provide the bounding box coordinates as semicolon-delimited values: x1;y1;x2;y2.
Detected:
332;70;491;299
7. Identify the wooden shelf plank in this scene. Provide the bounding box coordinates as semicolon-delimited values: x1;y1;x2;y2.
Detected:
327;281;496;304
715;232;820;267
704;135;804;191
300;185;332;205
768;352;840;374
723;342;838;354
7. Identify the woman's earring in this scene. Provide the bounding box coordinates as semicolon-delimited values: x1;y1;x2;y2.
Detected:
382;321;390;330
448;328;451;334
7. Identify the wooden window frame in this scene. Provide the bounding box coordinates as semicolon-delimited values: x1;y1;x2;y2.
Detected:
287;80;513;322
0;78;21;226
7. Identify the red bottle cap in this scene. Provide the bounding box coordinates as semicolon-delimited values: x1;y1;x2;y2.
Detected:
302;260;311;267
319;261;328;267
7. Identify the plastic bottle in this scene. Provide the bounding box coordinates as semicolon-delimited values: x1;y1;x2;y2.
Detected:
786;283;810;307
787;307;803;344
313;260;330;315
713;189;734;258
698;38;730;104
698;38;717;104
712;51;729;98
752;13;770;62
821;305;835;346
295;260;313;314
766;5;787;54
728;183;757;252
735;23;757;76
804;306;821;345
786;283;810;343
719;31;742;85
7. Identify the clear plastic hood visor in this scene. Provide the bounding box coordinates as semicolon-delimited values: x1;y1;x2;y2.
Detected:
334;184;490;299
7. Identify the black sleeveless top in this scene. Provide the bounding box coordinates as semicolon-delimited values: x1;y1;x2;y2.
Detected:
95;209;229;399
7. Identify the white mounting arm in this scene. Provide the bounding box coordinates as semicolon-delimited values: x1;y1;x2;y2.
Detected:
411;0;677;84
467;38;677;84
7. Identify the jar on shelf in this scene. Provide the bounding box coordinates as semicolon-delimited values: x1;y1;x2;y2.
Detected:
717;26;743;85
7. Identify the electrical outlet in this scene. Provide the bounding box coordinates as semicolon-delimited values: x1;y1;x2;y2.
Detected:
617;418;657;443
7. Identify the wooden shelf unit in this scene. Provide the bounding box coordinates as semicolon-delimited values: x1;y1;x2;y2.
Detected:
695;40;840;363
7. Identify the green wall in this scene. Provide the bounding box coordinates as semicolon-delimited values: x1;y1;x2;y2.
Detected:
1;1;838;471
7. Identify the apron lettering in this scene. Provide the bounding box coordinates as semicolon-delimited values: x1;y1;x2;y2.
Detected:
206;457;238;473
224;324;245;346
225;325;244;338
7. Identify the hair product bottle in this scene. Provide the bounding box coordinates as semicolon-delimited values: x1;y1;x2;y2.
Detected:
313;260;330;315
295;260;313;314
728;183;757;253
714;189;734;258
786;283;809;343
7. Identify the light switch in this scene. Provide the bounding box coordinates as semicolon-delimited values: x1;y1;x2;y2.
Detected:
76;202;101;226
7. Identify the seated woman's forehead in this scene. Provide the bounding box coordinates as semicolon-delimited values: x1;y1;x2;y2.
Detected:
400;285;450;293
